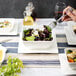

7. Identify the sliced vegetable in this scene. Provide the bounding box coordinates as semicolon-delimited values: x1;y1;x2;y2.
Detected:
68;58;74;62
25;36;35;41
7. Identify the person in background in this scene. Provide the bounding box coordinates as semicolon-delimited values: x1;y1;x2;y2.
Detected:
62;6;76;22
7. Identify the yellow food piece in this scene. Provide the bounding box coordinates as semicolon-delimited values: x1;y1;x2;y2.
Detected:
72;25;76;30
23;16;34;25
0;50;3;62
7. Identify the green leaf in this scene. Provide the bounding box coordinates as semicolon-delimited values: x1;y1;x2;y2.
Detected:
25;36;35;41
23;29;30;36
49;33;52;38
46;26;52;32
23;30;27;33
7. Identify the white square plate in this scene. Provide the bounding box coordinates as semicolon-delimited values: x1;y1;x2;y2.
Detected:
18;32;58;53
19;68;63;76
59;54;76;75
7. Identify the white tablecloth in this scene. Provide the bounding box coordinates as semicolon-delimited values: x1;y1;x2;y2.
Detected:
0;18;72;76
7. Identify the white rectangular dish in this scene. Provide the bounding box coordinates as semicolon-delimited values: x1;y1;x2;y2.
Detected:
0;18;18;35
21;26;53;50
0;18;15;32
59;53;76;75
65;48;76;69
65;21;76;45
18;25;58;53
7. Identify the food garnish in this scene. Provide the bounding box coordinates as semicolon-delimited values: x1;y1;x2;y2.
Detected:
0;56;24;76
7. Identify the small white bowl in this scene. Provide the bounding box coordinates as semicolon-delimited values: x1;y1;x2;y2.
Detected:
0;18;15;32
21;26;54;50
65;48;76;69
0;45;7;64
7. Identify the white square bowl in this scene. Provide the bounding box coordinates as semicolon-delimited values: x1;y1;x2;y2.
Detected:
65;21;76;45
20;25;54;50
65;48;76;69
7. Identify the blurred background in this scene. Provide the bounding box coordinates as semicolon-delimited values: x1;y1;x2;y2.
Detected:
0;0;76;18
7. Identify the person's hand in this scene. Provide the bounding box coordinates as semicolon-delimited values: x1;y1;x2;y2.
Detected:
62;6;76;21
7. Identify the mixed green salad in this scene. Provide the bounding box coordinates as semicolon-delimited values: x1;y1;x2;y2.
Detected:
0;56;24;76
23;25;53;41
66;49;76;63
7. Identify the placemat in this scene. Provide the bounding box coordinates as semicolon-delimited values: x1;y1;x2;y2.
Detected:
1;34;76;67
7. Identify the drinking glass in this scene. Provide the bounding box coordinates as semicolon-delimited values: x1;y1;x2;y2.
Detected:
55;2;66;20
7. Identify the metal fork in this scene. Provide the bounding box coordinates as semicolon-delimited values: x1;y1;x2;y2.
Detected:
49;14;67;29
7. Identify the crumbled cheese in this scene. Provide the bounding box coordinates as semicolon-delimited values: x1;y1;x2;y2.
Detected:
33;30;39;36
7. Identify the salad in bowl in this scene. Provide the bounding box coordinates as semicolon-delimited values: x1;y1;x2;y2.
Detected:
21;25;54;49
